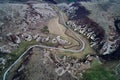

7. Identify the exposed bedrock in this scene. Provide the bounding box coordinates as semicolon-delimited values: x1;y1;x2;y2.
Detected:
100;17;120;60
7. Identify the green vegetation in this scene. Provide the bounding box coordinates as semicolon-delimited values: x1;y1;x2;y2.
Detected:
41;26;49;34
0;40;37;80
90;58;102;67
6;40;36;65
83;60;117;80
42;42;57;46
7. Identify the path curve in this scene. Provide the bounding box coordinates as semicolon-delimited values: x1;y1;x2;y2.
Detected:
3;44;85;80
3;5;85;80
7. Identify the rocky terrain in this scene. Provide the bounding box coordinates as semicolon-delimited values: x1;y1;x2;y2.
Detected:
57;1;120;55
0;0;120;80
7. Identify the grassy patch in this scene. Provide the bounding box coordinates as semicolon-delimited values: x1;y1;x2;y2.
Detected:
41;26;49;34
0;40;37;80
12;40;36;55
42;42;57;47
83;60;117;80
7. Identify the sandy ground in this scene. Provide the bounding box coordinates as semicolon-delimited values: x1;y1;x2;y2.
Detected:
47;17;80;48
48;17;66;36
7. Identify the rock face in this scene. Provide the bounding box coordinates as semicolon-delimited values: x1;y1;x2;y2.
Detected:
100;25;120;55
101;18;120;60
100;46;120;60
114;18;120;33
57;2;90;20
